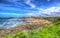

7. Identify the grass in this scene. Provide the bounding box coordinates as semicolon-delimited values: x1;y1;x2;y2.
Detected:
5;21;60;38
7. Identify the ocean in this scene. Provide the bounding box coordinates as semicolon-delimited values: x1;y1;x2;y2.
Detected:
0;18;26;29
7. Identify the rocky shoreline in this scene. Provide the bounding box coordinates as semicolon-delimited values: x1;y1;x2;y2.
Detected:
0;18;52;38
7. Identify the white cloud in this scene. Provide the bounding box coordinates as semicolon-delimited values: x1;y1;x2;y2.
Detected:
25;6;60;16
29;3;36;8
25;0;36;8
27;13;34;16
37;7;60;15
45;7;60;12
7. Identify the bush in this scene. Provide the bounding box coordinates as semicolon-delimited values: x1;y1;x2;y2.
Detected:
5;21;60;38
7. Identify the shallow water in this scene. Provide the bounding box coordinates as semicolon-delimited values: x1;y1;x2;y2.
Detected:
0;18;27;29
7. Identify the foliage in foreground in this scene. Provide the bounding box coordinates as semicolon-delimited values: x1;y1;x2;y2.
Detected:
5;21;60;38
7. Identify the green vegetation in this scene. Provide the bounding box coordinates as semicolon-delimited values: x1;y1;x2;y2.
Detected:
5;21;60;38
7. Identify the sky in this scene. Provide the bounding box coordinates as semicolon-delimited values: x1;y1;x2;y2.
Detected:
0;0;60;18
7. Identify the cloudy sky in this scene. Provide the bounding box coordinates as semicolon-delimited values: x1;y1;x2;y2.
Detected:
0;0;60;18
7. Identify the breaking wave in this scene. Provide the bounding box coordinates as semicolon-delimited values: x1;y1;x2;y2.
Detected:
0;18;26;29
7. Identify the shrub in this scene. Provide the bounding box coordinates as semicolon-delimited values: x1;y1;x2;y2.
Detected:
5;21;60;38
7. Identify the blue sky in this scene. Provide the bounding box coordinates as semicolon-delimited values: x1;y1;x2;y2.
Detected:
0;0;60;18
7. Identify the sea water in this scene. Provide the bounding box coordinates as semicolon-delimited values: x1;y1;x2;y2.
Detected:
0;18;26;29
